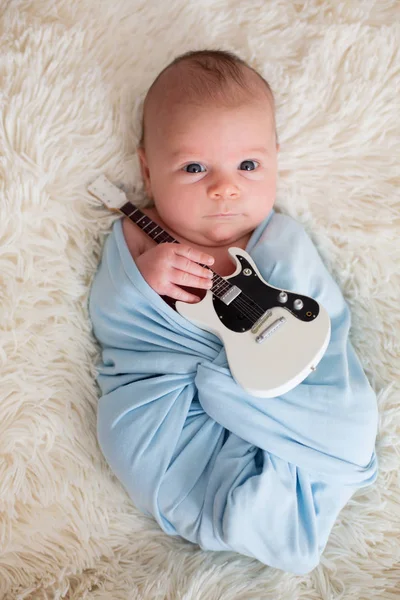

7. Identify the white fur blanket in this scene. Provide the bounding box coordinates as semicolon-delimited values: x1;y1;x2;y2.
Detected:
1;1;399;598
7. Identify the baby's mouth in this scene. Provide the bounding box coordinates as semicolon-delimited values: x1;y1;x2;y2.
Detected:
206;213;240;217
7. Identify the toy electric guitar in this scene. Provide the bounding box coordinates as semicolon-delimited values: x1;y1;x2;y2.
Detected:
88;174;331;398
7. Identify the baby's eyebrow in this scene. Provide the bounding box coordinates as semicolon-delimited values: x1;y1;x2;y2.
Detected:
170;149;197;160
245;146;270;155
171;146;270;160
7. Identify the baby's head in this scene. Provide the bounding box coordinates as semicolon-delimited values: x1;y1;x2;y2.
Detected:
138;49;279;247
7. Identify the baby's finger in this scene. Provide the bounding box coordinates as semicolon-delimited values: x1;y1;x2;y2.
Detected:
165;283;201;303
174;245;215;268
171;268;214;290
173;253;214;281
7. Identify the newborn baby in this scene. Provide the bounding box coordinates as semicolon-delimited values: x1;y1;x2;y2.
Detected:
89;49;378;574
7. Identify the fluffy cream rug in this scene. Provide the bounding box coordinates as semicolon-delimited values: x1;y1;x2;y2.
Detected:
1;1;399;598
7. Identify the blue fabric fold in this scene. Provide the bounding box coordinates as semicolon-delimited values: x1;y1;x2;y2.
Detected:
89;210;378;574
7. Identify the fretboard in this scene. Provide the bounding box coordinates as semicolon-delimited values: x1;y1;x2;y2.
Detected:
119;201;235;301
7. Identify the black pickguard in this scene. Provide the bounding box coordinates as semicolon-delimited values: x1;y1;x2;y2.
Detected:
212;255;320;333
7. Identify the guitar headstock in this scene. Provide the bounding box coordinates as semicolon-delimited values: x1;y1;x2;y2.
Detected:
88;174;128;211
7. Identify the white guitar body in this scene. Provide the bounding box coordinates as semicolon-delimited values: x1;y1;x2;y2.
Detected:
177;247;331;398
88;174;331;399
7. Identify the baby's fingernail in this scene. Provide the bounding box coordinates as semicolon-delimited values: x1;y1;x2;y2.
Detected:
207;257;214;264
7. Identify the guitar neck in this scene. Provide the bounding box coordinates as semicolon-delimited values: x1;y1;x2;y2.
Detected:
118;200;235;301
119;201;177;244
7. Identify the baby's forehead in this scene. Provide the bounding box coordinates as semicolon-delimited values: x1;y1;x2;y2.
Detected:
143;61;274;124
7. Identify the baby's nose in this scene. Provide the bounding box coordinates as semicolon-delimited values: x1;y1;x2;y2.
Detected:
208;179;240;200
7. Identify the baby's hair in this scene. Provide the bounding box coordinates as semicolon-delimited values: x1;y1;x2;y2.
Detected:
139;49;277;148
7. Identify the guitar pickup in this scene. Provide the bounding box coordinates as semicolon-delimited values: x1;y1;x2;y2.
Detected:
255;316;286;343
251;310;273;334
220;285;241;305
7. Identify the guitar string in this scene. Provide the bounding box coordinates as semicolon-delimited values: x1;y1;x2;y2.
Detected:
217;286;264;322
208;272;264;321
142;225;268;320
129;211;274;323
131;215;270;321
135;215;271;322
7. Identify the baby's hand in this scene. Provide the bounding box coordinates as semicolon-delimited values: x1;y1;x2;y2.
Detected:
136;243;215;303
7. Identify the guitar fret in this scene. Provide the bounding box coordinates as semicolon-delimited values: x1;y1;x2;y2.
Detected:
213;278;229;292
119;200;238;302
143;222;157;234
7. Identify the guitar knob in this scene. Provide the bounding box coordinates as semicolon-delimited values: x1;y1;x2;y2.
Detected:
278;291;288;303
293;299;304;310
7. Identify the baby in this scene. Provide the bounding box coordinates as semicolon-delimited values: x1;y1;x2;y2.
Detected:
123;49;279;303
89;50;378;574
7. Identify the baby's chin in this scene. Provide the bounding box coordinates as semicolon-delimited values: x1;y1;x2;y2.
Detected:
161;215;259;248
197;221;255;247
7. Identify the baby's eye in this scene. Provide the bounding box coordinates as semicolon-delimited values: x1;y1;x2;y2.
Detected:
183;163;206;173
239;160;259;171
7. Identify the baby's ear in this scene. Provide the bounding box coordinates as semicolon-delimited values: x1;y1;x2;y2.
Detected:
137;147;152;198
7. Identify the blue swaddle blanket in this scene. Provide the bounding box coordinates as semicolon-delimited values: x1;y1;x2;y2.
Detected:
89;209;378;574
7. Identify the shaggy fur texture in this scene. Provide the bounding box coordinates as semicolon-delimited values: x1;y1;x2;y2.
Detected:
0;1;399;598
